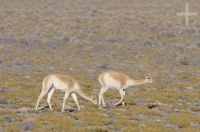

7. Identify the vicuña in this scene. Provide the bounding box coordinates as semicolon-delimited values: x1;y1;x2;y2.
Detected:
35;74;97;112
98;71;153;107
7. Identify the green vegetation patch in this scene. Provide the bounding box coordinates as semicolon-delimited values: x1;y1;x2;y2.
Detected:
74;109;109;126
167;113;192;128
34;113;76;132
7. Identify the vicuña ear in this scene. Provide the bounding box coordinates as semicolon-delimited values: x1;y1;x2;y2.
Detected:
148;73;151;76
144;74;148;78
146;73;152;78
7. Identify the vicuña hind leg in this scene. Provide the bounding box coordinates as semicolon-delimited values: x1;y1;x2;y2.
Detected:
98;89;102;106
122;89;126;107
62;91;69;112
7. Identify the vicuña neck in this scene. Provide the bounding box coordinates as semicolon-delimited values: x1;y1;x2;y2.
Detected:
130;79;146;86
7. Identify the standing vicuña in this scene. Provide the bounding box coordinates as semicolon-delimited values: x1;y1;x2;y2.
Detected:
98;71;153;107
35;74;97;112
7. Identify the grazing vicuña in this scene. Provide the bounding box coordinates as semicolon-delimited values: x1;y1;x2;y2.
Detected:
35;74;97;112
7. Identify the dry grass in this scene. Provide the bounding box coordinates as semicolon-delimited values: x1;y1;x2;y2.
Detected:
74;109;109;126
1;0;200;131
167;113;191;128
34;113;76;132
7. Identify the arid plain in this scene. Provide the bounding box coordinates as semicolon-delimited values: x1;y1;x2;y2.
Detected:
0;0;200;131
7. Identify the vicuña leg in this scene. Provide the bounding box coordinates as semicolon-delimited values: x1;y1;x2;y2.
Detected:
115;89;124;106
62;91;69;112
122;89;126;107
98;90;102;106
35;89;49;110
47;88;54;111
99;87;107;107
71;93;80;110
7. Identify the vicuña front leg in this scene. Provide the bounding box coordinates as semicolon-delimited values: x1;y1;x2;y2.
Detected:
35;89;49;110
62;91;69;112
71;93;80;110
35;92;44;111
47;88;54;111
99;87;107;108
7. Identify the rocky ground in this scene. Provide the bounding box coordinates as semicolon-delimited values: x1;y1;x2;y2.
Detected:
0;0;200;131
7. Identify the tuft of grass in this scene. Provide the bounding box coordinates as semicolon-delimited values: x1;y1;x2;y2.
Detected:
107;114;138;131
139;121;171;132
34;113;76;132
129;105;162;116
76;127;109;132
180;127;200;132
167;113;191;128
74;109;109;126
3;124;20;132
0;109;27;132
177;72;199;83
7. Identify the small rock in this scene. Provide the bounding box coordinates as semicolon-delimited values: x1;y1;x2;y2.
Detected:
105;121;114;126
148;104;158;109
191;122;200;128
0;126;4;132
85;76;94;81
106;99;119;107
65;106;75;112
174;108;183;113
4;116;14;123
0;88;6;93
20;121;34;132
62;36;69;42
68;67;73;71
0;98;9;105
147;87;157;92
194;103;200;107
161;32;175;38
179;87;194;92
143;41;152;48
135;115;148;122
25;76;30;79
165;124;178;129
148;100;163;109
181;76;190;81
38;105;51;113
99;64;108;69
196;43;200;48
134;98;145;105
182;29;196;36
96;45;107;52
17;107;28;114
11;64;33;73
180;57;189;65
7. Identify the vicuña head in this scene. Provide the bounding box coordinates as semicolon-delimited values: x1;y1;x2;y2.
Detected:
144;74;153;83
35;74;97;112
98;71;153;108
